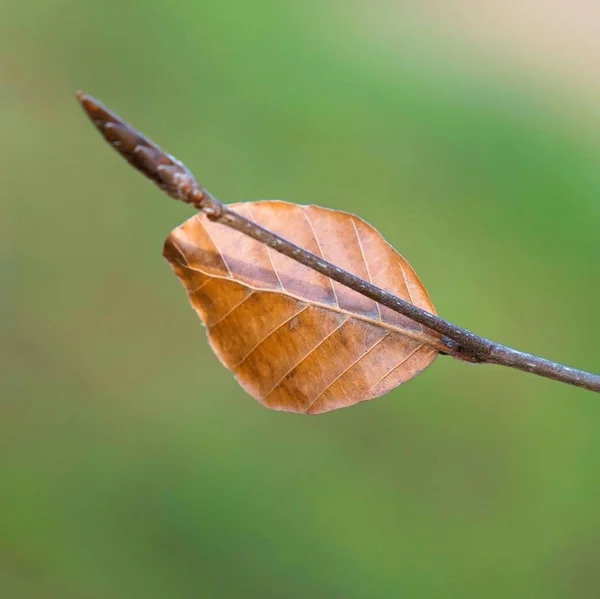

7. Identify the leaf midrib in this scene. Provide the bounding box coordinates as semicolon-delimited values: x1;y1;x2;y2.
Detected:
169;236;445;352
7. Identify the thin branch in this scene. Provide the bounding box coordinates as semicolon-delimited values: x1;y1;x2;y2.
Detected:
76;91;600;394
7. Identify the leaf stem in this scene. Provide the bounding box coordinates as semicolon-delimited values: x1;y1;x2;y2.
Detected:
76;91;600;394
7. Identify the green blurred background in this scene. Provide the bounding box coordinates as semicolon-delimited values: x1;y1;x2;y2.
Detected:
2;1;600;597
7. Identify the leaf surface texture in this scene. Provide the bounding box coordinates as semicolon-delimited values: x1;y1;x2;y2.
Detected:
164;201;440;414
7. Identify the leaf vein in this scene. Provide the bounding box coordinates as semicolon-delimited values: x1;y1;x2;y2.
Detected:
197;216;234;279
247;203;284;291
188;278;211;294
301;207;339;308
208;291;255;328
261;316;349;401
352;217;380;321
368;345;422;393
306;331;390;413
232;304;308;368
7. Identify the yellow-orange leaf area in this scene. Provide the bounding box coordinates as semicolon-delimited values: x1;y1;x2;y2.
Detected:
163;201;442;414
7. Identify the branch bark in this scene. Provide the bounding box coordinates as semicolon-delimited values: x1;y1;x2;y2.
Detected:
76;91;600;394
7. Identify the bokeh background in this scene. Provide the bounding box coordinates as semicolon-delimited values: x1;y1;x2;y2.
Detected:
2;1;600;597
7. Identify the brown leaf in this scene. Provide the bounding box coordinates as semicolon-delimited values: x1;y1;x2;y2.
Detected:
163;201;441;414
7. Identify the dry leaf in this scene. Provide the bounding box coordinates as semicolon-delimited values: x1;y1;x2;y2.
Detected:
163;201;441;414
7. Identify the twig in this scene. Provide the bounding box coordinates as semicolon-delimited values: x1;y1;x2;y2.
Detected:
76;92;600;393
